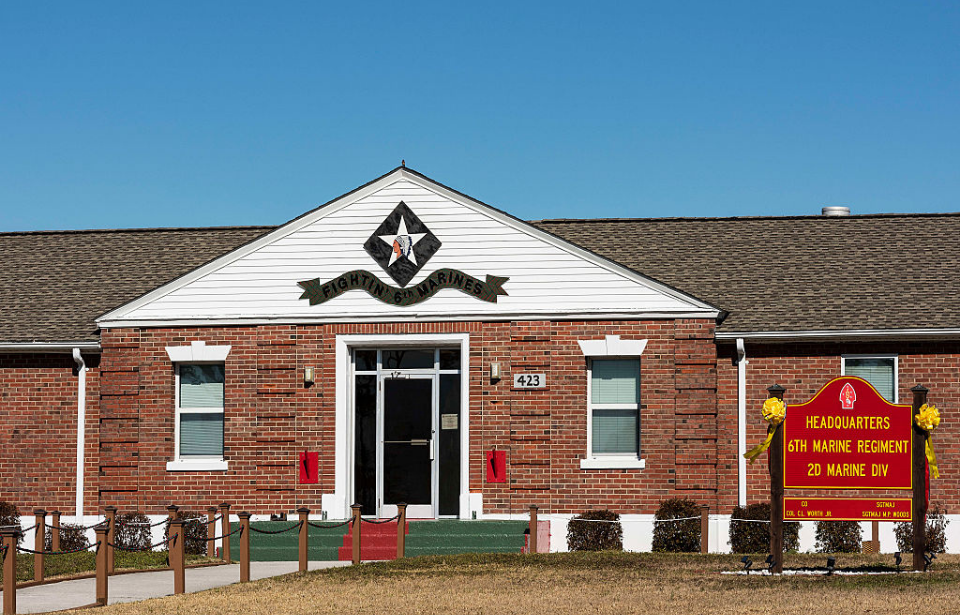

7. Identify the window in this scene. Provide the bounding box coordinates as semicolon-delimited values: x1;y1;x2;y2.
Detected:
590;359;640;455
842;355;897;402
165;341;231;471
577;335;647;470
177;364;225;459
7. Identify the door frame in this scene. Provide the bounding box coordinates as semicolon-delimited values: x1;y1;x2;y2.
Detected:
333;333;470;520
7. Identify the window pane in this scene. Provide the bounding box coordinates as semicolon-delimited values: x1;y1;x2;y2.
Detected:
591;359;639;404
846;358;895;402
439;349;461;370
592;409;638;455
354;350;377;372
180;413;223;457
180;364;224;407
382;349;434;369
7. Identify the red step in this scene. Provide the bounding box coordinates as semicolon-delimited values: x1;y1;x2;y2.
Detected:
338;520;410;561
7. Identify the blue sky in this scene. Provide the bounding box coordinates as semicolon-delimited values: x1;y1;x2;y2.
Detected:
1;1;958;231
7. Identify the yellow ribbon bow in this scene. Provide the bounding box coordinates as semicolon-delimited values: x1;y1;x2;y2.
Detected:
744;398;786;463
915;404;941;479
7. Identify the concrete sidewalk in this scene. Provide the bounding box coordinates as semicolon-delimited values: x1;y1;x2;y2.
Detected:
1;561;351;614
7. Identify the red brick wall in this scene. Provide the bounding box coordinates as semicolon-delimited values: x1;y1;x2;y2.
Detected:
7;333;957;521
723;340;960;514
0;352;100;514
90;319;723;516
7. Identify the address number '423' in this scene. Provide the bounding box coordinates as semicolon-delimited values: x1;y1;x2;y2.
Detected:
513;373;546;389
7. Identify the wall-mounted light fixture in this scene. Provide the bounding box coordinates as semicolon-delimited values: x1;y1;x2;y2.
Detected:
489;362;501;380
304;367;315;385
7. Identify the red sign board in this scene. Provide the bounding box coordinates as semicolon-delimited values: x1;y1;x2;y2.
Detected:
783;377;912;490
784;497;912;522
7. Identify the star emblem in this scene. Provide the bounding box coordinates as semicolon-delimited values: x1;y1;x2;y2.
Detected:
379;215;427;266
363;202;442;287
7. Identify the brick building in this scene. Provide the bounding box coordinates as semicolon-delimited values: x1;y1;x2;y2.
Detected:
2;167;958;552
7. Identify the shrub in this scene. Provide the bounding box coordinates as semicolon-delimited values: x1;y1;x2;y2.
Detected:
46;522;90;552
894;504;949;553
729;503;800;553
0;501;23;546
116;512;152;550
814;520;862;553
567;510;623;551
165;510;209;556
651;498;701;553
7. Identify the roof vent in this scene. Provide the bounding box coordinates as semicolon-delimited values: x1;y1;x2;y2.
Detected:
821;206;851;216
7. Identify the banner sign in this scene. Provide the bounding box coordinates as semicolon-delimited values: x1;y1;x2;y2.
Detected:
783;377;912;490
784;497;912;522
298;268;509;307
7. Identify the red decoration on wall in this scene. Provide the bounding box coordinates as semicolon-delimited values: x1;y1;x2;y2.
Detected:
486;450;506;483
299;451;319;484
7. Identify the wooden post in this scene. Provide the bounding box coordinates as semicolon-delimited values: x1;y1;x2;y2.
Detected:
33;509;46;582
169;520;185;595
528;505;539;554
2;529;19;615
50;511;61;552
238;512;251;582
700;505;709;554
94;524;108;606
104;505;117;574
351;504;362;565
912;385;928;572
219;502;231;562
396;503;407;559
298;507;309;573
207;507;217;557
768;384;785;574
166;504;180;524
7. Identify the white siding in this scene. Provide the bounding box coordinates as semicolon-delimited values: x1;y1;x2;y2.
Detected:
106;175;711;324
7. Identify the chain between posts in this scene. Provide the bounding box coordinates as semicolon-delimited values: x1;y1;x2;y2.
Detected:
15;542;101;555
202;525;244;541
106;536;176;552
249;521;303;535
359;514;400;525
307;518;353;529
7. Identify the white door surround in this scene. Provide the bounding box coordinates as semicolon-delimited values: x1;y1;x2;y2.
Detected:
329;333;471;520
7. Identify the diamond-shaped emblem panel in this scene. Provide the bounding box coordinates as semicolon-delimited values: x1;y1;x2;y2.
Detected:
363;202;442;287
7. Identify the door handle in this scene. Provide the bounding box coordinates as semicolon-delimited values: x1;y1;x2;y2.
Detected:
410;439;429;446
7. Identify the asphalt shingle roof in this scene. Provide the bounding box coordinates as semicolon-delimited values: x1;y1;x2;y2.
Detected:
3;212;959;344
535;213;960;333
0;227;271;343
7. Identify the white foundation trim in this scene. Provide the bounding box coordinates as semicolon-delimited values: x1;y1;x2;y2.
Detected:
334;333;471;520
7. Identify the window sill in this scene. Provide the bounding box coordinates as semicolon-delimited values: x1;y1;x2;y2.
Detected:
579;457;645;470
166;460;229;472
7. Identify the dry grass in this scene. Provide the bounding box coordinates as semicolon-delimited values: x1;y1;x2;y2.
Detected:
64;552;960;615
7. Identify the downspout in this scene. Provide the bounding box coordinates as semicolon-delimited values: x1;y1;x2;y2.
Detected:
72;348;87;520
736;338;747;506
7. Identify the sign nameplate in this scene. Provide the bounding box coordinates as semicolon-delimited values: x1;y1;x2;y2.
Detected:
784;497;912;522
513;373;546;389
441;414;458;430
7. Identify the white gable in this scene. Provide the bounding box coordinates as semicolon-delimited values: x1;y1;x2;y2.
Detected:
98;169;718;327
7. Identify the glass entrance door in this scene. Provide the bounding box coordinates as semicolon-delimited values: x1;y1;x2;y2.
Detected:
380;376;435;518
352;347;461;519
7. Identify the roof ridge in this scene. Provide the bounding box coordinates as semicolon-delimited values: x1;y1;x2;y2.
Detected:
533;212;960;223
0;225;278;237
